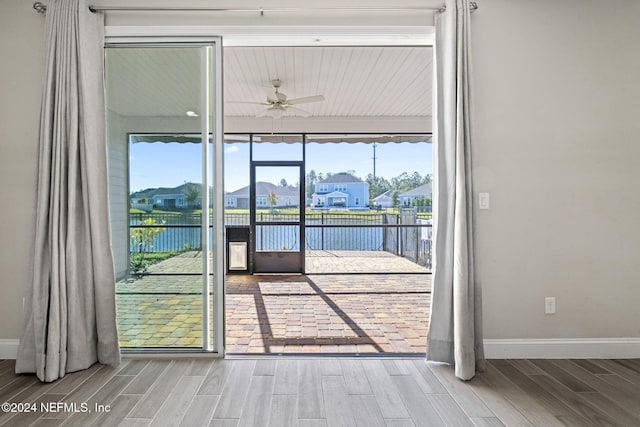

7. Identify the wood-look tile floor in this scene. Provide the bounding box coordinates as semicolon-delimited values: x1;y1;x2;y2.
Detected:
1;357;639;426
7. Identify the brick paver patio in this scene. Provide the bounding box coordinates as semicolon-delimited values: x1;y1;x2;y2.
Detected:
116;251;431;353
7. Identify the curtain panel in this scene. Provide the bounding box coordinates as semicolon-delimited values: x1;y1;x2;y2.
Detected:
16;0;120;382
427;0;485;381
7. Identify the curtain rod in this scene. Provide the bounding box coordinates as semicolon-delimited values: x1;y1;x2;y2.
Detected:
33;2;478;14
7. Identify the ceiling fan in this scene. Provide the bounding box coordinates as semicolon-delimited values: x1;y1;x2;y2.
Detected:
228;79;325;119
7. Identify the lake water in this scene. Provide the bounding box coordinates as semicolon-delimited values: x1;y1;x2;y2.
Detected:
130;213;430;255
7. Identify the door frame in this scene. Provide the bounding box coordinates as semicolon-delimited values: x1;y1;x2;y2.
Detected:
106;37;225;355
250;160;306;273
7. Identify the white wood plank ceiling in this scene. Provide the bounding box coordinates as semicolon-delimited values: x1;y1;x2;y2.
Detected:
225;46;431;118
106;46;432;119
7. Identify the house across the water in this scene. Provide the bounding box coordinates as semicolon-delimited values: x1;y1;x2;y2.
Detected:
225;182;300;209
372;189;398;208
311;172;369;209
130;182;203;210
398;183;432;207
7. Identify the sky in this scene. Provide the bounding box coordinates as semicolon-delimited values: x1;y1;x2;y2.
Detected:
129;138;432;194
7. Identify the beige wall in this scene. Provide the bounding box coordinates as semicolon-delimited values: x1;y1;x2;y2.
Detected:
473;0;640;339
0;0;639;343
0;0;45;339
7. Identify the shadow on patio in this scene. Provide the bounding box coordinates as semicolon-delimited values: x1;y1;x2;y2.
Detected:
116;251;431;353
226;273;430;354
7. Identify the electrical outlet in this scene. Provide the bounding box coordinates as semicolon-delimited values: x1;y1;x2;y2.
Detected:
545;297;556;314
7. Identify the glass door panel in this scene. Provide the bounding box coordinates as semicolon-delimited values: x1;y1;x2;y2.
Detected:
251;163;304;273
106;41;223;352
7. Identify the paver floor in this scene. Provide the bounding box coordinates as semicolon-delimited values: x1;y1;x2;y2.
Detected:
305;250;429;273
116;251;431;353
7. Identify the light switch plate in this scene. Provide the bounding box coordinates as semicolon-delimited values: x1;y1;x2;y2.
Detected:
479;192;490;210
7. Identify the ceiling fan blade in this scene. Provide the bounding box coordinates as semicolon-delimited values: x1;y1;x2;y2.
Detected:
227;101;270;105
285;106;313;117
287;95;325;105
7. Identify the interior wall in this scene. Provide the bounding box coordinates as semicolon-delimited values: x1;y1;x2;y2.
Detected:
473;0;640;339
0;0;44;340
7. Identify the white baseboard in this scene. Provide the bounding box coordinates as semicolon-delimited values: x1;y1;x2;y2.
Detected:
484;338;640;359
0;339;19;359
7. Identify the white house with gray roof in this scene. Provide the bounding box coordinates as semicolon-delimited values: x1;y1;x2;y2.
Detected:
373;189;398;208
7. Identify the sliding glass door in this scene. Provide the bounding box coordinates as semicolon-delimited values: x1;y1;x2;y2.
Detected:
105;41;224;353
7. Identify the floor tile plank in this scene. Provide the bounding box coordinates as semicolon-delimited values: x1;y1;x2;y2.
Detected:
591;359;640;385
122;360;171;395
185;359;215;376
427;362;494;418
198;360;234;396
296;420;327;427
568;360;611;375
480;364;563;427
350;394;385;427
390;375;444;426
429;394;475;427
212;360;256;419
29;419;66;427
91;394;141;427
528;372;628;426
322;376;356;427
507;360;545;376
528;360;595;393
361;360;410;419
466;375;534;427
318;359;342;376
340;360;372;395
253;359;277;376
274;359;298;395
117;360;151;376
47;363;103;394
490;360;590;422
149;375;203;427
384;420;416;427
382;360;411;376
128;360;194;419
268;394;296;427
117;419;152;427
469;417;505;427
238;375;275;427
297;360;325;419
552;359;640;415
209;420;238;427
179;395;219;427
63;375;135;426
407;360;447;394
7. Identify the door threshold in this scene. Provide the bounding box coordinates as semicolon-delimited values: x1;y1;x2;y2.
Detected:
225;352;426;359
252;272;303;276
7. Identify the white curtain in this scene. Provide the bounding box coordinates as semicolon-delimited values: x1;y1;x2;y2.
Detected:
16;0;120;382
427;0;484;381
